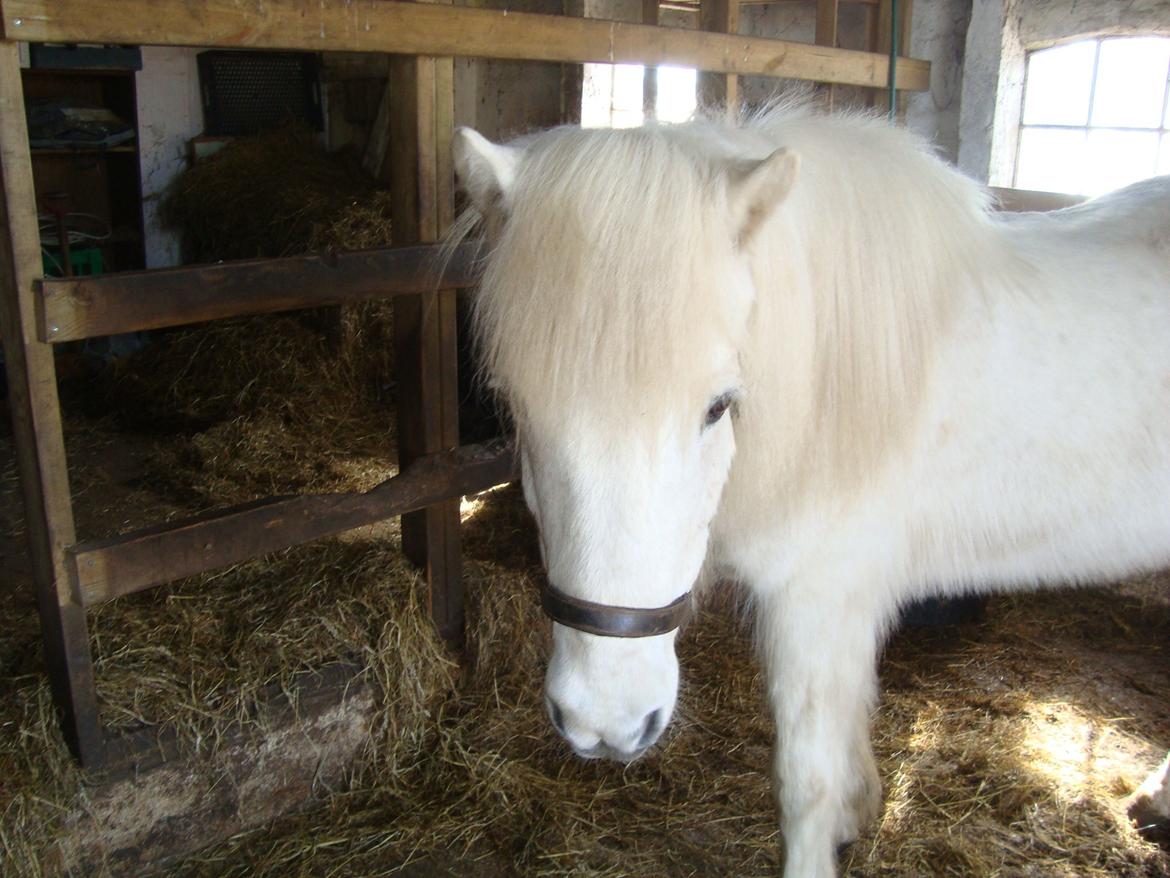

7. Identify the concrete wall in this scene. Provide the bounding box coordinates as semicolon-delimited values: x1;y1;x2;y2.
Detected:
958;0;1170;184
906;0;971;164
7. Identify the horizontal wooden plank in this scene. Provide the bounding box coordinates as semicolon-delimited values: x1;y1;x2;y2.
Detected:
69;438;517;607
2;0;929;91
38;242;475;343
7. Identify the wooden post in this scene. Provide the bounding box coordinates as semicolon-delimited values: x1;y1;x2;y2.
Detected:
815;0;839;110
387;33;464;643
0;43;104;766
642;0;659;121
698;0;740;111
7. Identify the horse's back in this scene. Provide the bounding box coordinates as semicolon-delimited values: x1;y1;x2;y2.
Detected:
997;175;1170;254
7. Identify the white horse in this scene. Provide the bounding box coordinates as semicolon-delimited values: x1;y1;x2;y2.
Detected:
450;102;1170;877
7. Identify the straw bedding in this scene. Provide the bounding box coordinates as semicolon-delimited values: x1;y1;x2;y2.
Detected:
3;129;1170;877
4;386;1170;876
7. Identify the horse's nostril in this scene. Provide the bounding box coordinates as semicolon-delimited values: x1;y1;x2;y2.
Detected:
548;698;567;736
638;708;663;749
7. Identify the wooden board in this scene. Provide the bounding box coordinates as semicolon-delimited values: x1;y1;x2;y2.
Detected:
815;0;840;109
387;38;466;644
0;0;930;91
38;242;477;343
69;440;517;607
0;43;104;766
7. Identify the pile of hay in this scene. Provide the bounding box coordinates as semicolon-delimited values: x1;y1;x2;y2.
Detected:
82;311;399;510
162;128;393;261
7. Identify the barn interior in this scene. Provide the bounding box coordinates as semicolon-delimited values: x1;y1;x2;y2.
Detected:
3;1;1170;876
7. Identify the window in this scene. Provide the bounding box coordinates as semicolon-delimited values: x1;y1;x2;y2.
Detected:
1016;36;1170;195
581;63;697;128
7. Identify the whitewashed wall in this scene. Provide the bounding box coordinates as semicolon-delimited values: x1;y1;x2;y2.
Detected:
135;47;203;268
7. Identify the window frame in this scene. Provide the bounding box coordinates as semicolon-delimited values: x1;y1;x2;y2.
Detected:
1014;35;1170;192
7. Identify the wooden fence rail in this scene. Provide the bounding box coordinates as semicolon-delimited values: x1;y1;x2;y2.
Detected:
70;439;517;607
39;242;475;343
1;0;930;91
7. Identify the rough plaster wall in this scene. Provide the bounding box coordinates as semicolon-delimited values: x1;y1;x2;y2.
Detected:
906;0;971;164
958;0;1170;184
135;47;203;269
1021;0;1170;44
957;0;1021;183
455;0;570;139
738;4;870;109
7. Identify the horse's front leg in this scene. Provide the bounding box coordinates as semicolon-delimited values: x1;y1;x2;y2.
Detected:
756;579;888;878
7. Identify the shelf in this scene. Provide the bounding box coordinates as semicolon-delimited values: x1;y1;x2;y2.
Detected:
32;145;137;155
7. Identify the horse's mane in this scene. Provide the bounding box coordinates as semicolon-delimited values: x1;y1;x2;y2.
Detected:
452;100;1004;491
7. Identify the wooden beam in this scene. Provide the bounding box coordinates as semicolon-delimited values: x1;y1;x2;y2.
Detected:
69;440;518;608
642;0;659;120
815;0;839;47
698;0;740;109
0;43;104;766
0;0;931;91
361;73;394;178
815;0;839;110
387;38;465;644
37;242;477;343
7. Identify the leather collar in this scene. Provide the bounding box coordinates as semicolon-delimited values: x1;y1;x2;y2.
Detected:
541;584;691;638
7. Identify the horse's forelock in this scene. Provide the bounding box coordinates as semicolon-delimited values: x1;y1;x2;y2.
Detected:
470;126;745;428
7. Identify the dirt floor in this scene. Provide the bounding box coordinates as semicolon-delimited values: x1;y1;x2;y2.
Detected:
4;336;1170;877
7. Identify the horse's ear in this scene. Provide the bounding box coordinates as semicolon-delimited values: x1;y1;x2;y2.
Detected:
729;148;800;246
454;127;519;219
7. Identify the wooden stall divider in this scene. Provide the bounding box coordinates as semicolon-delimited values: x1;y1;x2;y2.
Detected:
0;0;931;767
0;43;104;766
37;243;478;343
0;0;930;91
387;3;464;645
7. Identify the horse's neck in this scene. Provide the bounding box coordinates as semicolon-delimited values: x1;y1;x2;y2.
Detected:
741;144;993;501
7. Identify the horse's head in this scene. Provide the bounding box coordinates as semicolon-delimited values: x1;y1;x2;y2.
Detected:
454;124;798;760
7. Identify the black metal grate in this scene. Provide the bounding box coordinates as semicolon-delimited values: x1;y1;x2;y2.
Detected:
197;51;323;137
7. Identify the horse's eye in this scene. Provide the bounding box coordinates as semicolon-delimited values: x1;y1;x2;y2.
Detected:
704;393;734;429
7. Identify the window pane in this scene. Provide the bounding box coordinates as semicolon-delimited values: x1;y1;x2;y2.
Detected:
656;66;697;124
1158;135;1170;175
1022;40;1096;126
1082;129;1159;194
1091;37;1170;128
581;63;614;128
1015;127;1087;193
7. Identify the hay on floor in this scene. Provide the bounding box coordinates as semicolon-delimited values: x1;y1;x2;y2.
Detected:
4;129;1170;872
